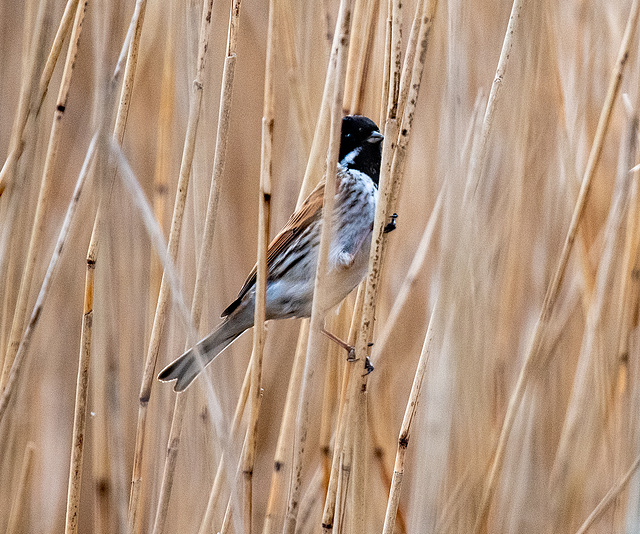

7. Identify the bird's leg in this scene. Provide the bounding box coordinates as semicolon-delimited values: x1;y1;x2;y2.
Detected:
321;327;356;360
321;327;375;374
383;213;398;234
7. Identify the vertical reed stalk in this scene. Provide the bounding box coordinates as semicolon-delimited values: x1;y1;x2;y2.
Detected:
261;322;309;534
283;1;352;531
242;0;275;529
64;217;95;534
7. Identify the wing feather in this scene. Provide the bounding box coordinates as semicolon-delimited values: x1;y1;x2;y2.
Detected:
221;181;325;317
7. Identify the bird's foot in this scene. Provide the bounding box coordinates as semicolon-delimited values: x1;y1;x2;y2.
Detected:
321;328;375;374
384;213;398;234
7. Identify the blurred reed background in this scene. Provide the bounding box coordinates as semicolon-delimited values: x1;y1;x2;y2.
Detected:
1;0;640;532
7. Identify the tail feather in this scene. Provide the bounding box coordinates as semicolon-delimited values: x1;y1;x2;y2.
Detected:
158;320;245;392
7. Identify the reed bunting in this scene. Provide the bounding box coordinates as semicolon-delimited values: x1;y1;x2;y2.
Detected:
159;115;384;391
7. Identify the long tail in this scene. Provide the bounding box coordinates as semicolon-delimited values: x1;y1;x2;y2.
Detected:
158;319;246;392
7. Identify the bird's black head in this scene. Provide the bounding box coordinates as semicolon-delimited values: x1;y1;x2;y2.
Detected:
339;115;383;186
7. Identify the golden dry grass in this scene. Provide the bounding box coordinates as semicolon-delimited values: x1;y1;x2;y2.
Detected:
1;0;639;533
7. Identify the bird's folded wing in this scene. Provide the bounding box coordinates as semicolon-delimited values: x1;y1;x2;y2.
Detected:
220;180;325;318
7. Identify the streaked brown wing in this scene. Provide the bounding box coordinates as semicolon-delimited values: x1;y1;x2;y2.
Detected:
221;181;325;317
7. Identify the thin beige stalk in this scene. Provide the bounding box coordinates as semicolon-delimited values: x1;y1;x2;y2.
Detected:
468;0;527;196
127;0;215;529
574;454;640;534
5;442;35;534
1;0;87;391
474;0;640;529
283;2;352;531
278;0;314;153
149;2;243;533
198;361;252;534
321;286;364;534
382;300;437;534
149;13;176;321
0;0;79;197
261;321;310;534
373;186;442;356
0;134;98;427
64;219;96;534
242;0;275;529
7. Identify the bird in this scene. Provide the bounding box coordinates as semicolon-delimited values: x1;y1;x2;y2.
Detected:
158;115;385;391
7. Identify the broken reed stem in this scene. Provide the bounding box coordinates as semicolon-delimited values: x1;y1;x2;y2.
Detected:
382;299;437;534
469;0;527;197
0;0;79;197
283;2;352;532
474;0;640;530
5;442;35;534
0;139;98;427
127;0;214;530
242;0;274;529
1;0;87;391
260;322;309;534
149;3;242;533
321;286;364;533
198;362;252;534
574;454;640;534
64;221;96;534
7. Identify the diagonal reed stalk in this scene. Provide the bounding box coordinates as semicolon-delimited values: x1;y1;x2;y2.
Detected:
0;0;80;198
126;0;215;530
473;0;640;530
241;0;275;530
382;298;437;534
283;1;353;531
1;0;87;392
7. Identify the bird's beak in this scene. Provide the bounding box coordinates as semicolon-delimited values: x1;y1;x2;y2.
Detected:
367;131;384;143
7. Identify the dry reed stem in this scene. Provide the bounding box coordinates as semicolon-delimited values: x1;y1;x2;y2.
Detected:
0;0;79;197
0;135;98;426
261;321;309;534
198;361;252;534
344;0;378;115
277;0;313;152
1;0;87;391
382;299;437;534
474;0;640;530
242;0;275;529
5;441;35;534
468;0;527;197
321;286;364;533
64;219;95;534
127;0;215;529
149;13;176;327
149;2;243;532
296;2;350;206
574;454;640;534
373;185;442;356
283;2;352;531
389;0;437;211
